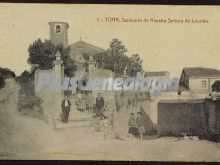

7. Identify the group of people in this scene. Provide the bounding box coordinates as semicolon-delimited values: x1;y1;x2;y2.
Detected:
115;92;149;112
76;91;94;113
61;92;146;141
128;109;145;141
61;92;106;123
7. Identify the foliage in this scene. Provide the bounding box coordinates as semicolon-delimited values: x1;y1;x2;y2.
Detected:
94;38;129;74
109;38;127;56
17;77;44;120
212;80;220;92
15;69;44;119
0;76;5;89
28;39;56;70
0;67;15;89
94;38;143;76
129;54;143;76
16;70;32;83
82;53;90;61
28;39;77;77
82;53;90;72
0;67;16;79
57;45;77;77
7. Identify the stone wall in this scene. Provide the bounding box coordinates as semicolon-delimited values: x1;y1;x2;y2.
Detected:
206;100;220;134
157;99;220;137
157;99;208;136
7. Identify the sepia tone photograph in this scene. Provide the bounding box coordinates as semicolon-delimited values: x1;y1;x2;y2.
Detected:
0;4;219;161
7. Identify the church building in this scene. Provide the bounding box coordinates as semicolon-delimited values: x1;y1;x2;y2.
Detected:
49;21;106;77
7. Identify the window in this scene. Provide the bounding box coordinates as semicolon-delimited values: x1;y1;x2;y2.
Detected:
202;81;207;88
55;25;61;33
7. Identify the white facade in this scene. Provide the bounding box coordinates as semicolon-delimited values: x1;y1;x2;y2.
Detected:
189;77;220;95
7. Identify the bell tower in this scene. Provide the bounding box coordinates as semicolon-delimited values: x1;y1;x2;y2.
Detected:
49;22;69;47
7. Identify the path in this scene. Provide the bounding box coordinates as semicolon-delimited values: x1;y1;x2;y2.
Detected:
0;79;219;161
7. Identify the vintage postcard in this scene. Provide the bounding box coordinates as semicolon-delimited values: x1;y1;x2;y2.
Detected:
0;4;219;161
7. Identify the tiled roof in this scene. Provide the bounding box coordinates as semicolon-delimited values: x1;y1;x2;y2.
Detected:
145;71;169;77
69;40;105;58
183;67;220;78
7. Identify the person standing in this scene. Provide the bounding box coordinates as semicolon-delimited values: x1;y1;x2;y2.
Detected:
137;111;145;141
127;98;131;109
115;95;120;113
87;91;94;113
77;92;87;112
95;93;105;118
61;95;72;123
128;113;139;140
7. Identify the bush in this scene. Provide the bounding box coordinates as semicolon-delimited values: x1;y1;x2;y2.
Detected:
17;80;45;120
0;76;5;89
0;67;16;79
212;80;220;92
16;70;32;83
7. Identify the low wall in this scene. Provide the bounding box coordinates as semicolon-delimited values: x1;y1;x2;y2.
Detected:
157;99;208;136
206;100;220;134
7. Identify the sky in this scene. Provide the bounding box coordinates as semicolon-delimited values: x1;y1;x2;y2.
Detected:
0;4;220;77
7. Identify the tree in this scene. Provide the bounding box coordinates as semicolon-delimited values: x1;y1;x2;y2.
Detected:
82;53;89;72
129;54;143;76
28;39;56;70
108;38;127;56
212;80;220;92
94;38;143;76
94;38;130;75
56;44;77;77
16;70;31;83
28;39;77;77
82;53;90;61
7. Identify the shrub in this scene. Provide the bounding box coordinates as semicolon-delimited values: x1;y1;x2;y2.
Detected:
17;80;45;120
0;67;16;79
0;76;5;89
16;70;32;83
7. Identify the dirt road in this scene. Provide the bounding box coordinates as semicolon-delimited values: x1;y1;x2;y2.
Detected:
0;79;219;161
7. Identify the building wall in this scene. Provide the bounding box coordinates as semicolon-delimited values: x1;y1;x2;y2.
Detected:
189;77;220;96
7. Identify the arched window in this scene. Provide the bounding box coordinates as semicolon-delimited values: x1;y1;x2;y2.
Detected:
56;25;61;33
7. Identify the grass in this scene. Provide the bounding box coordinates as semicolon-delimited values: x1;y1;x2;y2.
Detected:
17;80;46;121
